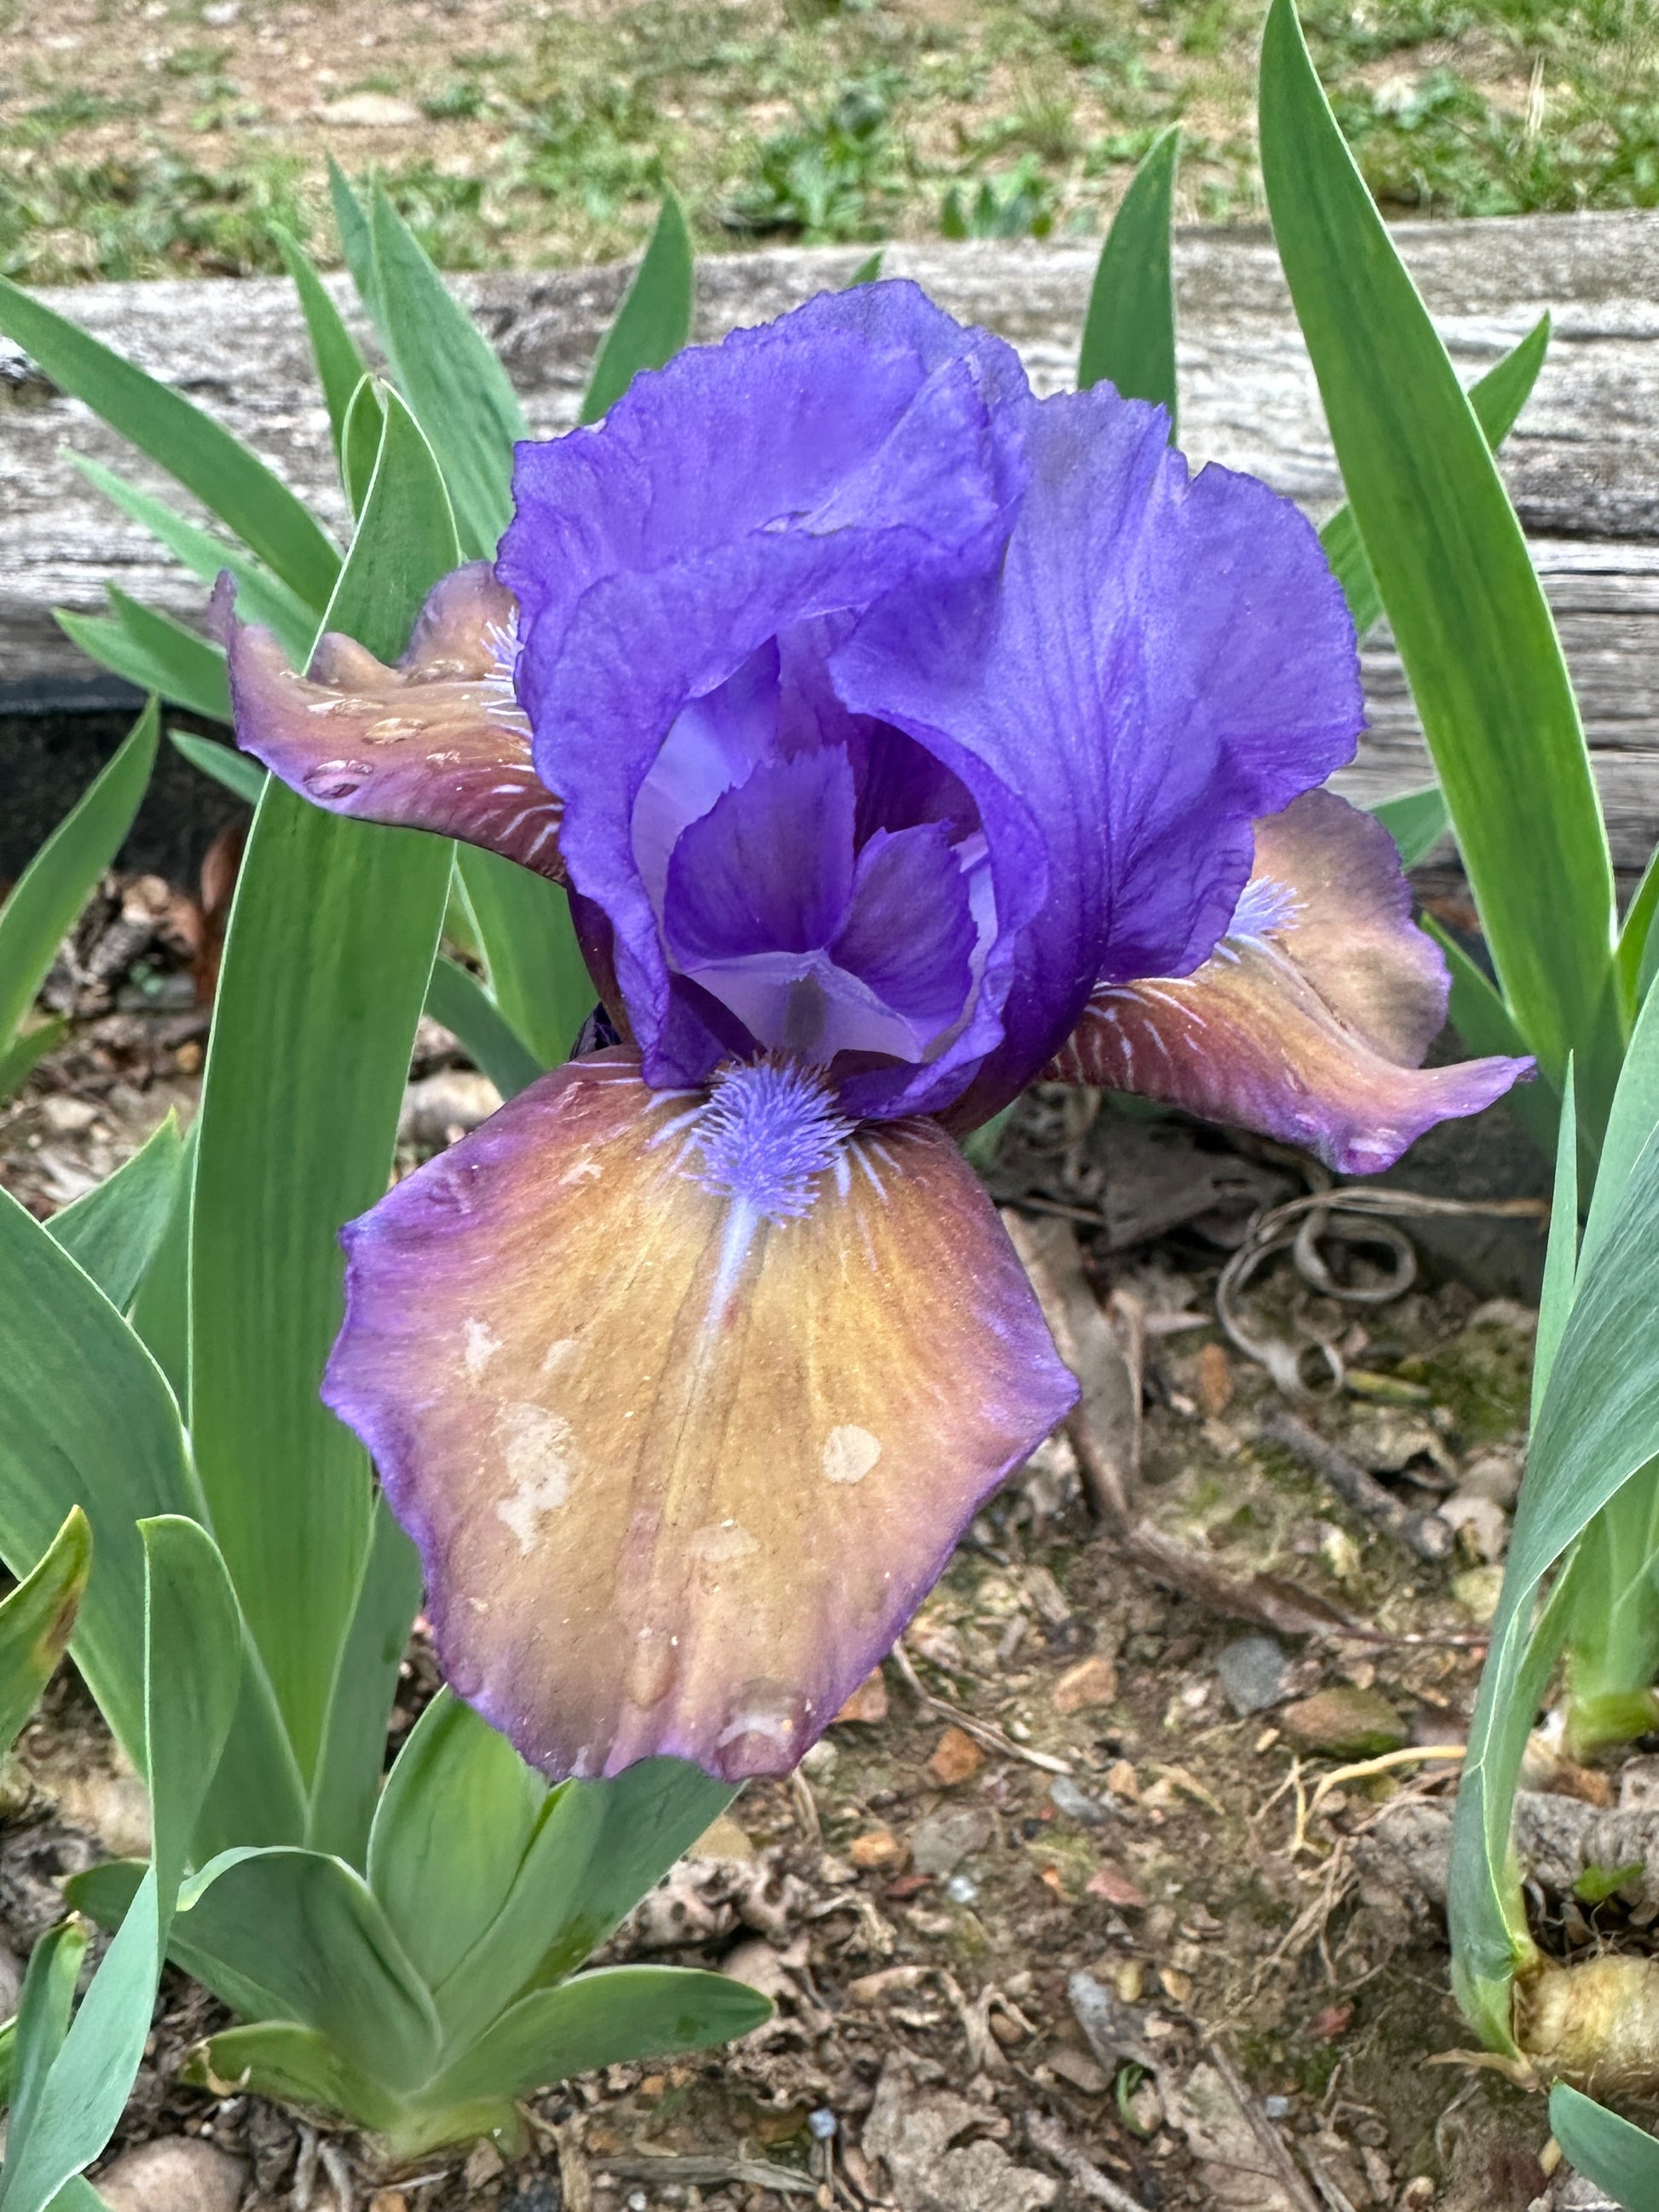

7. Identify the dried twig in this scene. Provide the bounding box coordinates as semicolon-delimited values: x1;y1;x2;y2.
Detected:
1259;1410;1454;1562
1303;2143;1362;2212
517;2110;592;2212
1004;1211;1141;1521
890;1639;1072;1775
290;2127;319;2212
317;2141;355;2212
1026;2111;1153;2211
1204;2040;1325;2212
596;2153;818;2195
789;1765;822;1845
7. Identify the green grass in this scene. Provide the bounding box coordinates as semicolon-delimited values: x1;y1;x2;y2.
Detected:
1;0;1656;283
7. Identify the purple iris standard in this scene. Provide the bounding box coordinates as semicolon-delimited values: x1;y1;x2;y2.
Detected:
230;281;1529;1783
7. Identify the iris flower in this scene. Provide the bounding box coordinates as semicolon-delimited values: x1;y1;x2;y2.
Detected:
230;283;1528;1783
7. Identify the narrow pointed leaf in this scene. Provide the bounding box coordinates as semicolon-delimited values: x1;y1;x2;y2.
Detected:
368;1688;548;1999
424;1966;770;2110
305;1499;423;1865
5;1925;87;2159
339;375;386;520
55;590;229;725
848;250;884;286
1260;0;1617;1127
0;1025;65;1103
0;1510;90;1758
170;1847;442;2093
1581;959;1659;1278
523;1760;735;1989
1427;916;1559;1158
454;845;589;1070
0;1519;240;2212
1078;125;1180;431
436;1759;730;2051
424;955;543;1101
0;702;159;1055
582;194;696;426
48;1111;184;1311
1368;782;1449;869
189;391;458;1784
275;226;371;477
67;453;314;663
1320;314;1551;640
1452;1070;1659;2042
1550;2083;1659;2211
367;188;528;561
1534;1062;1579;1429
0;1187;198;1765
127;1118;196;1405
328;159;382;331
1620;841;1659;1022
169;731;266;808
0;274;339;611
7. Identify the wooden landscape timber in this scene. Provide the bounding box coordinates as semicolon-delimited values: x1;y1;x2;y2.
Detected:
3;210;1657;871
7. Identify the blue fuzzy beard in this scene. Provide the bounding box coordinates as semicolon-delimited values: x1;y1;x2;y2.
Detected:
691;1058;853;1224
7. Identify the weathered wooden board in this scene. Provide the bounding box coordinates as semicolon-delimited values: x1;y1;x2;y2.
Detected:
3;213;1656;867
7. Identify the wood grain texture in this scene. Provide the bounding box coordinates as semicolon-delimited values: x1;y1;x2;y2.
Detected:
3;212;1656;866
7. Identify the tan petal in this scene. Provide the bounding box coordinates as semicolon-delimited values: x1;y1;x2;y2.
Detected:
229;563;564;880
325;1051;1074;1780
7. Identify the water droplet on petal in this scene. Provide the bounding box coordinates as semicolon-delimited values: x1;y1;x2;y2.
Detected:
715;1680;810;1778
626;1625;679;1710
303;758;373;801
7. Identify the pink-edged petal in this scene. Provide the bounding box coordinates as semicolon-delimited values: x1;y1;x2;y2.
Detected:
1048;790;1533;1173
228;563;565;881
324;1051;1075;1782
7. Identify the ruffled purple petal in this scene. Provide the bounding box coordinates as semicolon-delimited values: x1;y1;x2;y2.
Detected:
500;282;1033;1090
324;1050;1075;1782
835;388;1365;1130
665;749;857;963
228;565;564;880
830;824;978;1042
1049;790;1533;1172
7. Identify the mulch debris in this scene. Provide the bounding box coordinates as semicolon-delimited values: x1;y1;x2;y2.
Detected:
0;872;1623;2212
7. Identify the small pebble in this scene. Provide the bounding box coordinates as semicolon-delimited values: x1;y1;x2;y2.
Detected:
946;1872;980;1903
1279;1685;1407;1758
40;1096;98;1135
928;1723;985;1785
1438;1491;1510;1562
464;2139;506;2192
849;1826;907;1872
1196;1340;1234;1415
911;1806;992;1875
834;1669;889;1723
1048;1775;1107;1825
95;2139;246;2212
1052;1653;1119;1713
1215;1632;1290;1717
1263;2094;1292;2119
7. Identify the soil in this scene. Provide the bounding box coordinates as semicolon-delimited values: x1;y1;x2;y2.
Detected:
0;863;1627;2212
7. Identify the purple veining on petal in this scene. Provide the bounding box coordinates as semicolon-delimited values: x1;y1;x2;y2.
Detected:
1049;790;1534;1172
659;745;984;1068
500;283;1036;1105
666;750;858;964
